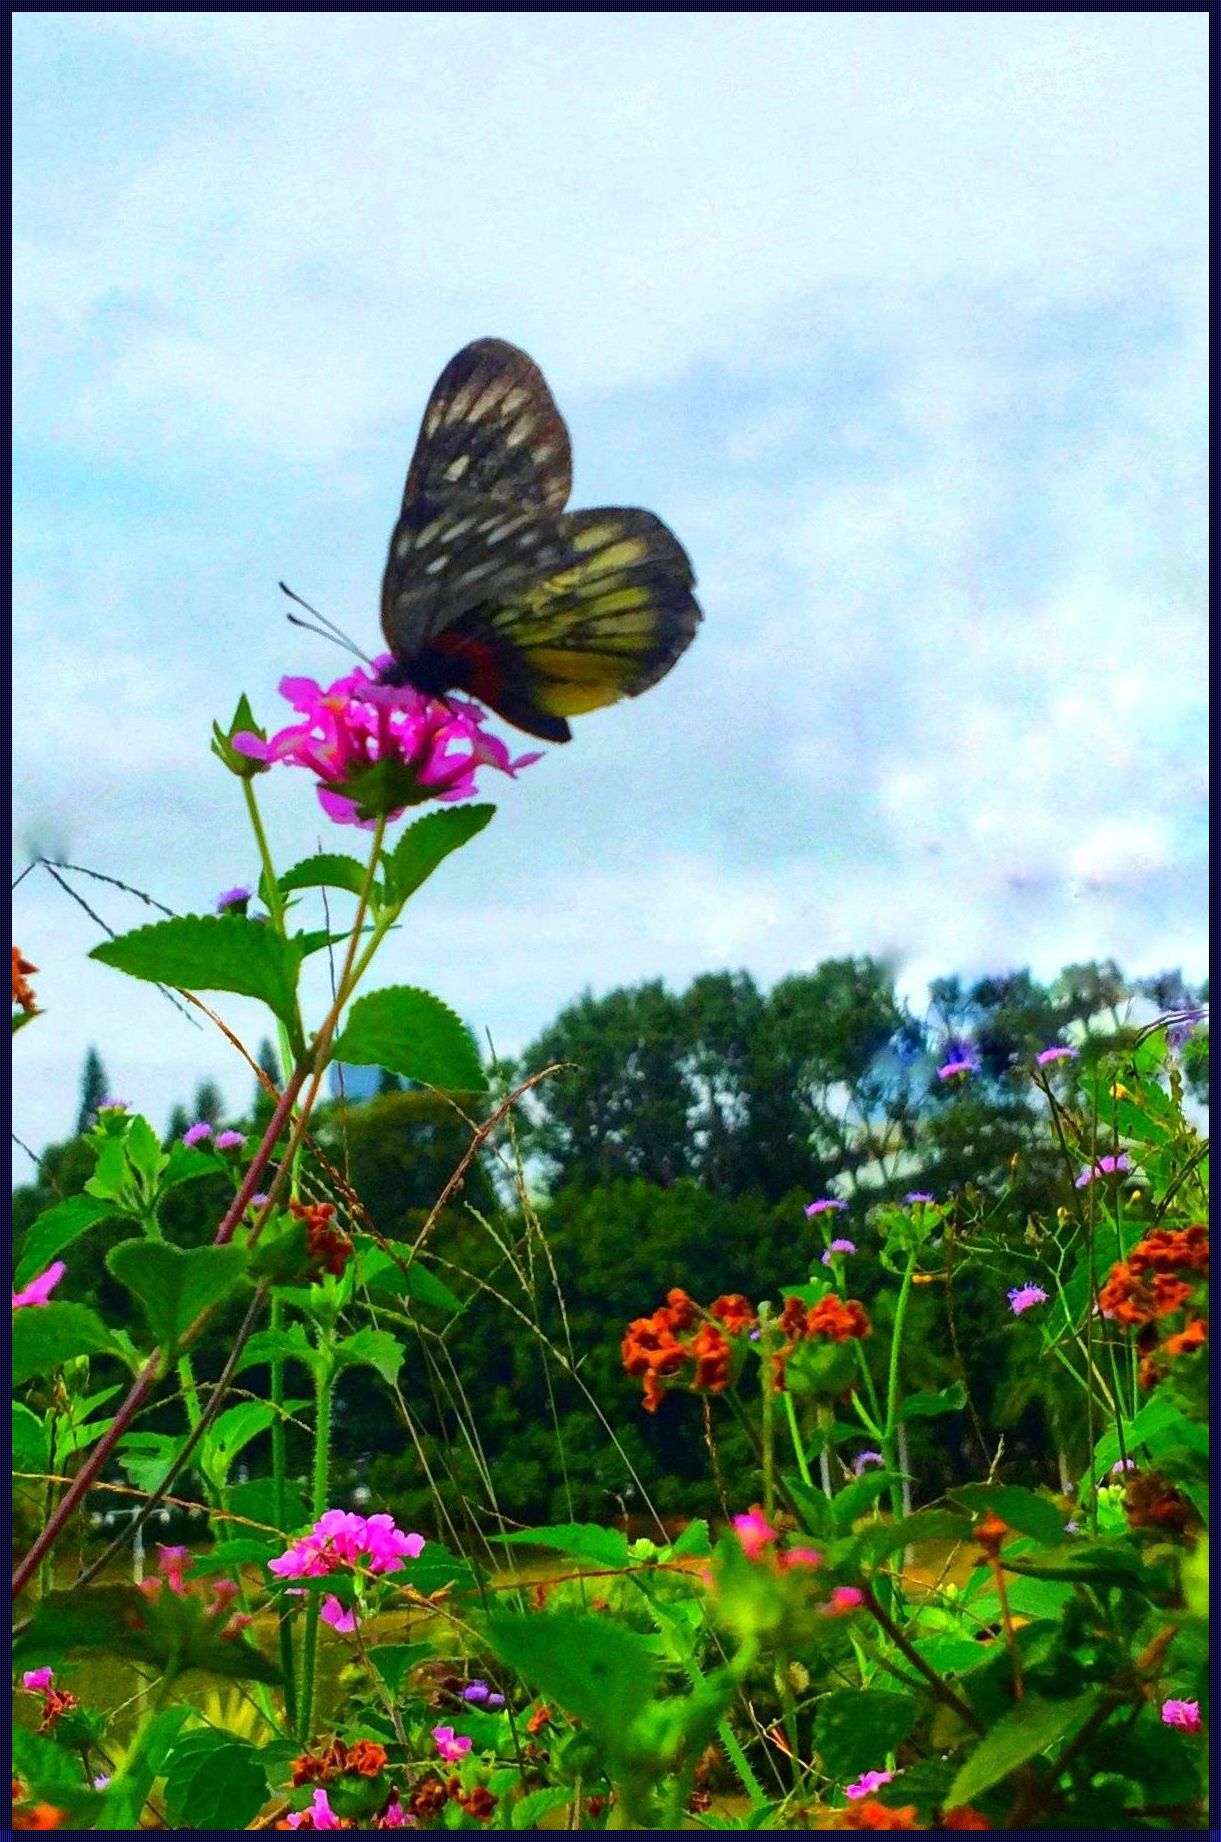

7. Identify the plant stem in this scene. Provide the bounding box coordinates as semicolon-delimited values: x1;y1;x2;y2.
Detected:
882;1250;918;1524
297;1343;334;1741
782;1391;815;1492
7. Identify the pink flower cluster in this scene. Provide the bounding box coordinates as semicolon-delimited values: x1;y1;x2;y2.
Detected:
269;1509;424;1580
1075;1153;1133;1189
731;1507;823;1573
234;661;540;828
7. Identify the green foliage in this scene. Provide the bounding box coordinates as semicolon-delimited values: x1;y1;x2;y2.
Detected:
333;984;485;1091
12;1302;119;1384
380;802;495;903
91;914;304;1032
106;1240;249;1360
162;1731;270;1828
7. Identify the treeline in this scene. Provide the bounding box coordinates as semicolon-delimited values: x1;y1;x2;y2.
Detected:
11;957;1208;1536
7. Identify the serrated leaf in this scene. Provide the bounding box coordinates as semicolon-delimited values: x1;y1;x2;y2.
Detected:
949;1484;1069;1546
1002;1540;1149;1585
813;1689;920;1779
13;1401;49;1473
485;1611;659;1742
14;1194;122;1288
189;1537;280;1573
512;1786;572;1828
898;1379;968;1423
12;1727;104;1826
850;1508;970;1566
333;984;485;1092
830;1469;900;1531
116;1430;183;1495
162;1140;227;1187
334;1327;404;1387
106;1240;248;1358
125;1113;168;1187
12;1302;119;1385
12;1585;282;1685
382;804;495;905
163;1732;269;1829
947;1690;1098;1805
201;1401;278;1489
234;1324;324;1377
90;914;303;1030
669;1519;712;1557
357;1242;463;1314
367;1640;434;1696
498;1523;631;1570
279;851;368;897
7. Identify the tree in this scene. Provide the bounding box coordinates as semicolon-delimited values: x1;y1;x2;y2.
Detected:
192;1079;224;1127
76;1046;110;1135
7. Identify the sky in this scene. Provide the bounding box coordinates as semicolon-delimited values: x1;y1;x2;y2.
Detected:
11;13;1209;1164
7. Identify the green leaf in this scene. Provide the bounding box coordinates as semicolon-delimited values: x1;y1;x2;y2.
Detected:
94;1706;190;1831
12;1727;104;1827
162;1140;227;1187
334;1327;404;1387
498;1523;632;1570
1092;1393;1210;1476
163;1732;270;1829
812;1689;920;1779
356;1240;464;1314
1001;1540;1149;1586
234;1324;324;1377
782;1472;833;1540
12;1401;49;1473
947;1690;1098;1805
512;1786;572;1828
116;1430;183;1495
399;1545;478;1598
12;1302;119;1385
850;1508;970;1566
279;851;368;897
830;1469;901;1531
898;1379;968;1423
367;1640;435;1696
485;1611;660;1740
949;1484;1069;1546
200;1401;278;1490
106;1240;248;1358
381;803;496;905
333;984;485;1092
14;1194;121;1288
669;1519;712;1558
12;1585;282;1685
189;1537;280;1574
125;1113;169;1188
90;914;303;1031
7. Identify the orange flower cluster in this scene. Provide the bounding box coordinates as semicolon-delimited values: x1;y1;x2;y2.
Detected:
1123;1469;1193;1536
290;1199;355;1277
838;1799;920;1829
292;1739;388;1785
11;1780;63;1830
448;1778;497;1822
1098;1224;1208;1389
773;1293;871;1389
621;1289;750;1412
12;947;39;1014
942;1810;991;1830
409;1778;450;1822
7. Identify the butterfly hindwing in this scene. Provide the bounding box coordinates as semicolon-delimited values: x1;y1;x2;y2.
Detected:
380;339;702;741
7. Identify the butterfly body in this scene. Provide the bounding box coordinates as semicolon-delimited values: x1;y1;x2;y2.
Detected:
379;339;702;742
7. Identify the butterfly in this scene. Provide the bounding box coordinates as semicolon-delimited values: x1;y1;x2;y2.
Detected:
378;338;703;742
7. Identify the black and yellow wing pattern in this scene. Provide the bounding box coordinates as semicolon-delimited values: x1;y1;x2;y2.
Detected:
379;339;702;742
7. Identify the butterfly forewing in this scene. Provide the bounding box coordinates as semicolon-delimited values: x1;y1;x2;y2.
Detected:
401;338;572;516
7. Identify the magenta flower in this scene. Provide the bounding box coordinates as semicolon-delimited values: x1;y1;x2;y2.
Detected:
215;886;252;913
182;1121;213;1148
805;1198;848;1217
287;1787;344;1829
320;1593;358;1634
821;1238;856;1265
904;1191;935;1205
1161;1698;1201;1733
937;1057;977;1081
233;660;541;828
781;1545;823;1570
822;1585;865;1616
433;1724;473;1763
22;1668;54;1691
155;1544;192;1594
215;1129;246;1151
268;1509;425;1582
12;1261;66;1311
1007;1283;1049;1316
846;1770;896;1800
378;1798;412;1827
853;1451;884;1476
1036;1045;1078;1067
732;1506;779;1560
1075;1153;1133;1188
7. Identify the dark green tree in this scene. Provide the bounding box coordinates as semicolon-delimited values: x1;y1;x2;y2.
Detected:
75;1046;110;1134
192;1079;224;1127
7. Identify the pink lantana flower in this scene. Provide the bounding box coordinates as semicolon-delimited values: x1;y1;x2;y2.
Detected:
1075;1153;1133;1189
321;1594;358;1634
12;1261;66;1311
732;1506;779;1560
1161;1698;1201;1733
781;1546;823;1570
378;1797;412;1827
155;1545;192;1594
846;1770;896;1800
22;1668;54;1691
233;660;541;829
822;1585;865;1616
287;1787;344;1829
433;1724;473;1763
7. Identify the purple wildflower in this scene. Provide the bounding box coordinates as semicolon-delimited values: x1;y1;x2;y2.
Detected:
1036;1045;1078;1066
1075;1153;1133;1189
96;1097;128;1112
216;886;252;914
846;1770;896;1800
1007;1284;1048;1316
853;1450;884;1476
805;1198;848;1217
821;1238;856;1265
1109;1458;1138;1476
937;1057;978;1081
904;1191;935;1205
215;1129;246;1151
182;1121;213;1148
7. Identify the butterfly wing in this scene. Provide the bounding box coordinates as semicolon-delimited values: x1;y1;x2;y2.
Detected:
410;508;703;743
401;337;572;515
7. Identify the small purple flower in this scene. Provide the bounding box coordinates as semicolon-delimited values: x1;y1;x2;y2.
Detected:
461;1680;504;1707
1109;1458;1137;1476
937;1057;978;1081
215;1129;246;1151
821;1238;856;1265
1036;1045;1078;1067
96;1097;128;1112
250;1192;270;1209
1007;1283;1048;1316
216;885;252;914
846;1770;896;1800
1161;1698;1201;1733
904;1191;935;1205
853;1450;884;1476
1075;1153;1133;1189
92;1774;112;1792
805;1198;848;1217
1064;1519;1079;1534
182;1121;213;1147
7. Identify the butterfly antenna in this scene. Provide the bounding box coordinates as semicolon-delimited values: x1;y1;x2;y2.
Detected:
279;581;373;665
